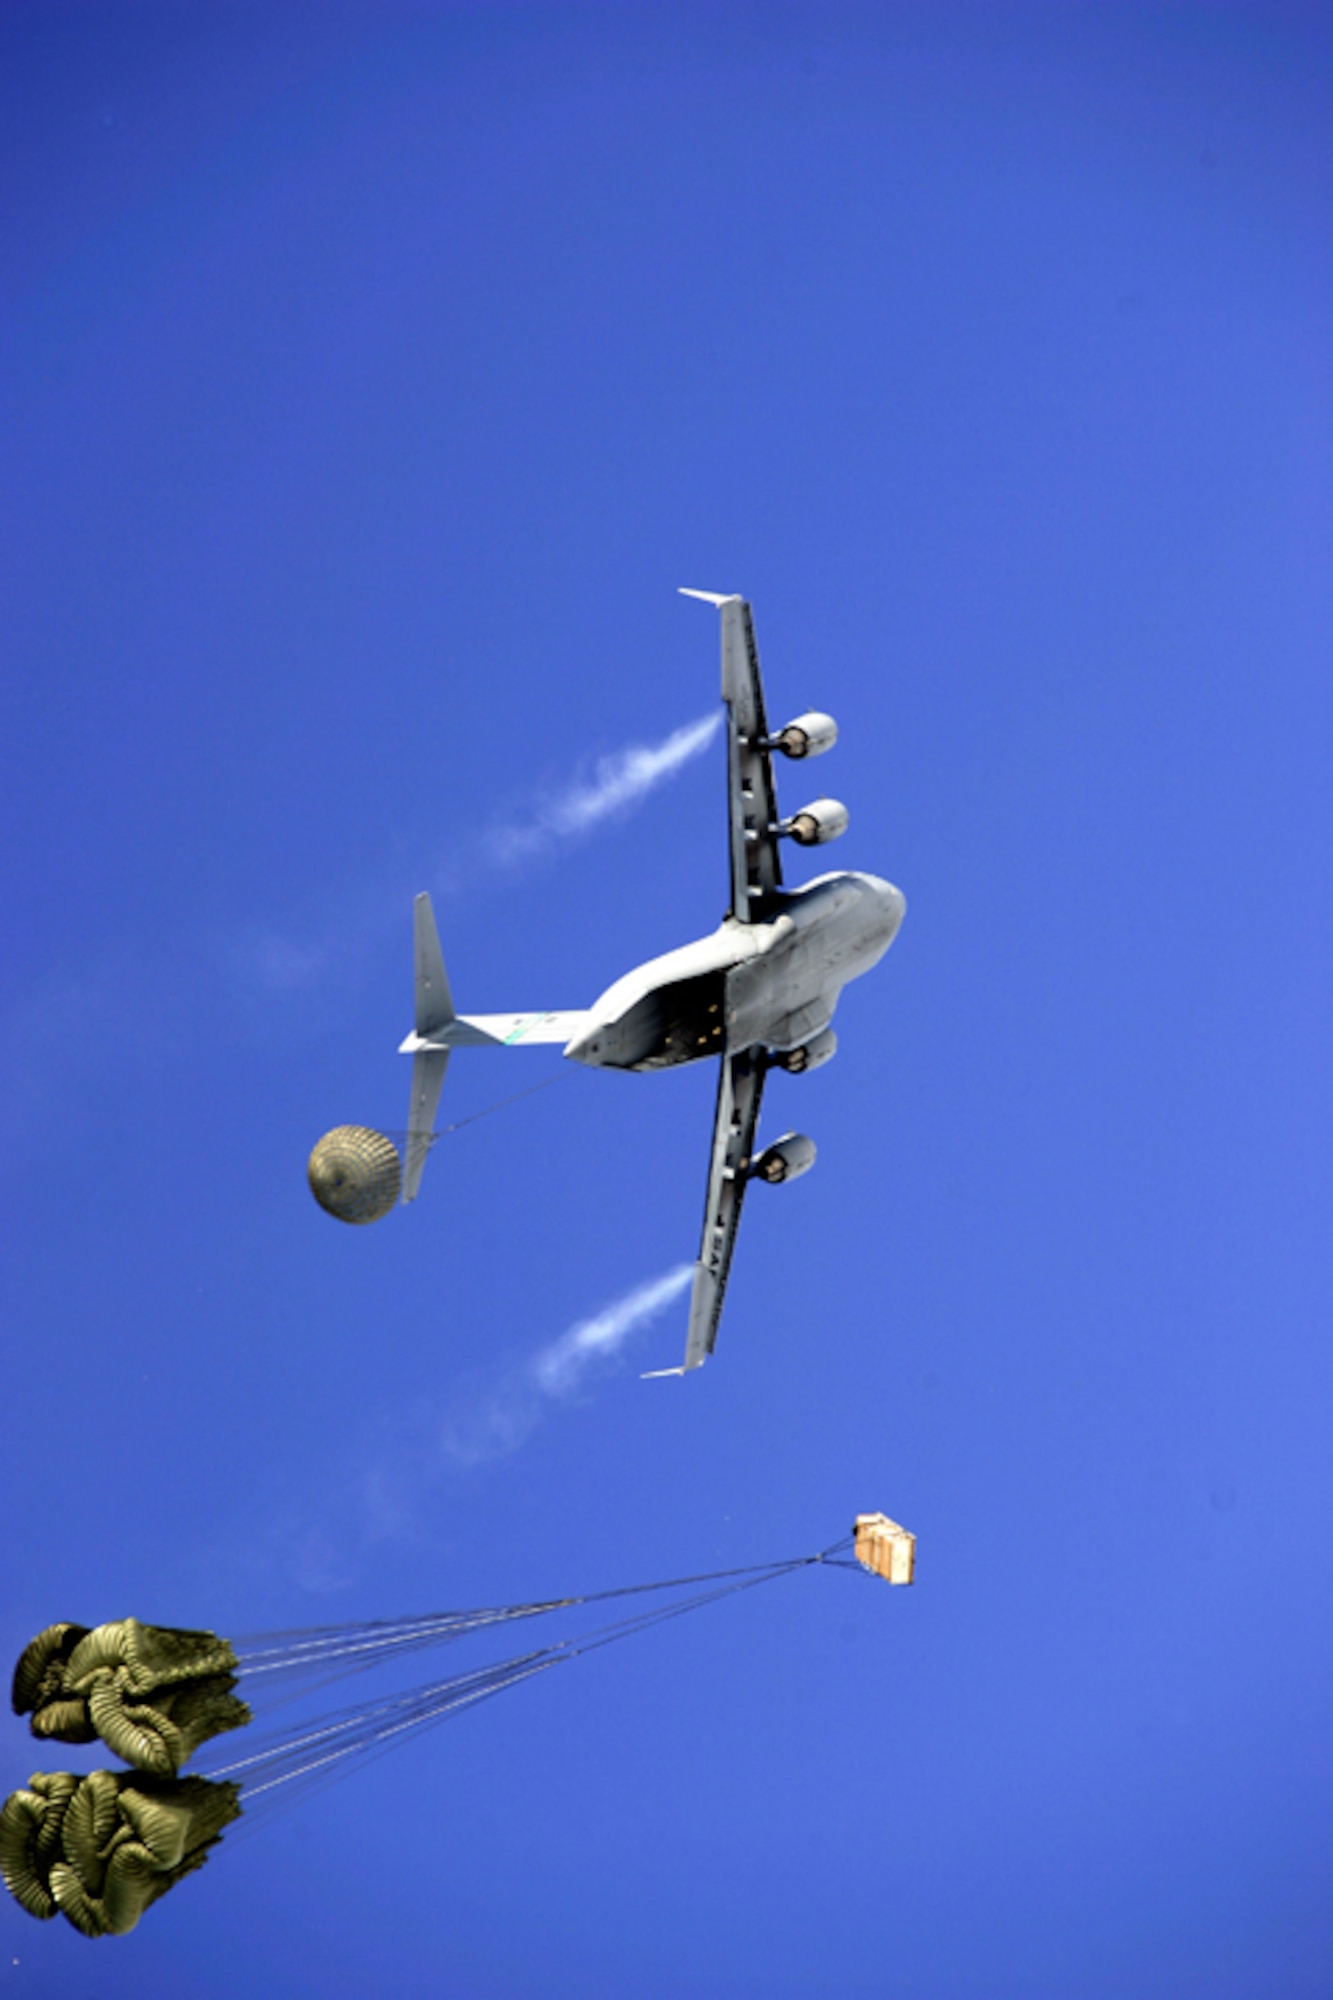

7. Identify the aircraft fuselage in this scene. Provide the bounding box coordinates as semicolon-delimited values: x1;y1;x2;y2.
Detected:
564;870;905;1073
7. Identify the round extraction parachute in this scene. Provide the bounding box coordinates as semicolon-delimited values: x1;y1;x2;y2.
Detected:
307;1125;401;1223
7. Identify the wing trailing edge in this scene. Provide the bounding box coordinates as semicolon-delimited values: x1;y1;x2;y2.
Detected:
681;1048;767;1369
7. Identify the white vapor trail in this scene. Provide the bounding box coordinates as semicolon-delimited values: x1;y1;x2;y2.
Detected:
532;1265;695;1396
232;1266;697;1591
489;713;720;866
230;713;722;1002
440;1265;695;1465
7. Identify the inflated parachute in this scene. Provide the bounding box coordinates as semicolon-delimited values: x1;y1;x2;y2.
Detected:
307;1077;567;1223
12;1620;250;1776
307;1126;401;1223
4;1515;912;1938
0;1768;240;1938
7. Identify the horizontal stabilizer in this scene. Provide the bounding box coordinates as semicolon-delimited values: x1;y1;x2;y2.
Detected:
399;1011;591;1053
456;1011;591;1047
679;587;740;607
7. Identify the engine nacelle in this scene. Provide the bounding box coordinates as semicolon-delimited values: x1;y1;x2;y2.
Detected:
752;1131;817;1184
785;797;849;847
774;1027;838;1075
773;711;838;760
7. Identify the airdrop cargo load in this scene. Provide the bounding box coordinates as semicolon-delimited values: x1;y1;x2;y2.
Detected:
853;1512;915;1584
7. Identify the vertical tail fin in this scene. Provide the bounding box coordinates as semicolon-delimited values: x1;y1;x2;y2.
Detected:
414;891;454;1036
404;894;452;1201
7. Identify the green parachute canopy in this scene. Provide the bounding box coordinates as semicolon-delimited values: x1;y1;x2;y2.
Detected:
11;1620;250;1776
0;1769;240;1938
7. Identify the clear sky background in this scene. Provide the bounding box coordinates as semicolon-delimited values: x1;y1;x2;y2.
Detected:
2;5;1330;1995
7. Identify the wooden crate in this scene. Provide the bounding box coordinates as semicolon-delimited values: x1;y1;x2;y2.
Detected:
853;1512;916;1585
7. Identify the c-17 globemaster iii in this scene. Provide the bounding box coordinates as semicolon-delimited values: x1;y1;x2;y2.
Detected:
396;591;906;1371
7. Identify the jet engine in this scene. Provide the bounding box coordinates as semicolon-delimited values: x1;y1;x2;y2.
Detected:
784;798;849;846
771;711;838;760
752;1131;817;1184
774;1027;838;1074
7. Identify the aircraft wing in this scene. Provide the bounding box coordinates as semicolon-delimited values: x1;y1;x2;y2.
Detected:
681;590;783;921
682;1046;766;1370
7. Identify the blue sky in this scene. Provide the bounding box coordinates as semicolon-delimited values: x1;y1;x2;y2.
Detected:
2;5;1330;1994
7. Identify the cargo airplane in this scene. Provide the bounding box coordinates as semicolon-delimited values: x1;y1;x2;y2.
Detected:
398;591;906;1371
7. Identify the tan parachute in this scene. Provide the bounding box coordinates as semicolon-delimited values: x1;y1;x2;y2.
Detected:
306;1073;571;1223
307;1125;401;1223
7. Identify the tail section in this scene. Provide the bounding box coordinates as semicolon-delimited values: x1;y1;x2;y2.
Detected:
397;892;591;1204
414;890;454;1037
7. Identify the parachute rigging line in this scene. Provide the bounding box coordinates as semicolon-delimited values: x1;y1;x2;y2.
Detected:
231;1545;851;1686
429;1068;567;1144
381;1068;569;1156
211;1546;849;1809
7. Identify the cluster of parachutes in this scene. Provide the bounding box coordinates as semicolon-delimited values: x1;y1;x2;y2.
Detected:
3;1621;250;1938
2;1518;913;1939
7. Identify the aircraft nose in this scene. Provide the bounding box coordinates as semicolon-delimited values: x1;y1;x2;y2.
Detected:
878;880;906;941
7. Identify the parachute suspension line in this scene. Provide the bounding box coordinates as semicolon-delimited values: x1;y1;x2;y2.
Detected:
553;1551;834;1669
215;1549;845;1809
433;1069;567;1142
228;1610;568;1728
214;1651;562;1796
232;1546;851;1683
247;1662;563;1803
573;1543;853;1607
235;1602;571;1678
198;1656;573;1844
370;1064;568;1160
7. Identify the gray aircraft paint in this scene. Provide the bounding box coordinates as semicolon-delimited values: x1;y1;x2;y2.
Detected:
396;593;905;1369
563;871;903;1072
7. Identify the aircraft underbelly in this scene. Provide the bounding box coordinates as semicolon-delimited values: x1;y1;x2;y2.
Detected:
724;938;835;1052
593;968;729;1071
576;882;894;1071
